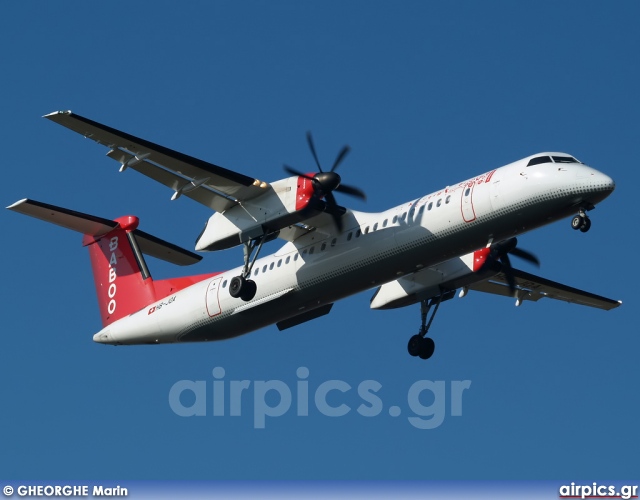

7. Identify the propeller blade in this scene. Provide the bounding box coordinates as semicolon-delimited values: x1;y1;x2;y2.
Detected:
336;183;366;200
500;253;512;272
503;267;516;294
331;145;351;172
306;132;323;172
499;254;517;294
284;164;315;181
510;247;540;267
324;192;343;232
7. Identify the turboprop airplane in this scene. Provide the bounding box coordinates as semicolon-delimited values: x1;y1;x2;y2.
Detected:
7;111;621;360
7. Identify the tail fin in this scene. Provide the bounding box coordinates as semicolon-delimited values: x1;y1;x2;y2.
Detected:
7;199;202;326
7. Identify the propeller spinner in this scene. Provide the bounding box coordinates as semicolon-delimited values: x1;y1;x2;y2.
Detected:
284;132;366;230
480;237;540;295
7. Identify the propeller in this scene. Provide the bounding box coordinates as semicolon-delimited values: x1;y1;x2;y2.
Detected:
481;237;540;295
284;132;366;231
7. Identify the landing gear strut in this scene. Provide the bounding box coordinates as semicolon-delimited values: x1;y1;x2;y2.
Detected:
407;289;456;360
229;235;268;301
571;207;592;233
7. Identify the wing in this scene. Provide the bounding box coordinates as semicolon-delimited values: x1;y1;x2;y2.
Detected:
44;110;271;212
469;267;621;310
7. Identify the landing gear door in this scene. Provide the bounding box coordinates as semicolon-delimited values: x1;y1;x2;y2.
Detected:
206;277;223;317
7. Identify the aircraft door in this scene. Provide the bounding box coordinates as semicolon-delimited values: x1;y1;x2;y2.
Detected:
461;182;476;222
205;277;223;317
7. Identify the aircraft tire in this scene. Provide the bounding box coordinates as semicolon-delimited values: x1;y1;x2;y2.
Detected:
229;276;245;298
408;335;422;357
580;218;592;233
571;215;583;230
418;337;435;360
240;280;257;301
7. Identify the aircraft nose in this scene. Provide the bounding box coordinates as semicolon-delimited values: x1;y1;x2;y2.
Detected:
597;172;615;192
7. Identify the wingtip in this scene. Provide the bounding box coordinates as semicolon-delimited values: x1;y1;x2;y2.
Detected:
6;198;28;210
43;110;72;119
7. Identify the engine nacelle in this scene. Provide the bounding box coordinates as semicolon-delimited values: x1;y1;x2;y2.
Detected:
195;175;323;251
370;248;492;309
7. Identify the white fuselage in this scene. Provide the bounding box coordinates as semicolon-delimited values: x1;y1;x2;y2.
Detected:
94;155;615;345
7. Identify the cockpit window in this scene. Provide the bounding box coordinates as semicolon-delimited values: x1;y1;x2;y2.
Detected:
527;156;552;166
552;156;580;164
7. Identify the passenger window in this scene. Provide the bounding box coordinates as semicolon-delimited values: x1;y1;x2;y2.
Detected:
277;259;282;267
445;195;451;204
269;262;274;270
331;238;337;247
262;265;267;273
437;199;442;207
393;215;398;223
356;229;361;237
373;223;378;231
254;268;259;276
321;243;326;251
294;254;299;261
401;212;406;221
465;188;470;197
364;226;369;234
286;256;290;264
428;202;433;210
223;280;227;288
302;250;307;256
383;219;388;227
309;247;314;255
347;232;353;241
418;206;424;215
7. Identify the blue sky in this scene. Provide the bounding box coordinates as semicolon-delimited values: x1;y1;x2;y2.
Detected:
1;1;638;481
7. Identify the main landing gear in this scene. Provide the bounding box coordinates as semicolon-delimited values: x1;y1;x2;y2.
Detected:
407;289;456;360
571;207;592;233
229;235;268;301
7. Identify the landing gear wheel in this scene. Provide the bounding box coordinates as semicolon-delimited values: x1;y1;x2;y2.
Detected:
418;337;435;360
408;335;422;357
229;276;246;298
579;217;591;233
571;215;584;230
240;279;257;301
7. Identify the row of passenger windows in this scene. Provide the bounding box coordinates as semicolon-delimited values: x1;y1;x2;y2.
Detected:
220;194;456;288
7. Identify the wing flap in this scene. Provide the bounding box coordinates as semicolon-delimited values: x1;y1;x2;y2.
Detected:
105;149;237;212
469;268;621;310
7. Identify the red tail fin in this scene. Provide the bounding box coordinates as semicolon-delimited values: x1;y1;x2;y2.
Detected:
7;199;204;328
83;216;157;326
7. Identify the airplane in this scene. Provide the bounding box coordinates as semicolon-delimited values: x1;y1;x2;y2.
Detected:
7;111;621;360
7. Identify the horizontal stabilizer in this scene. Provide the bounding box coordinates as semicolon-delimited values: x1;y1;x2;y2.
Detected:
7;198;117;236
7;198;202;266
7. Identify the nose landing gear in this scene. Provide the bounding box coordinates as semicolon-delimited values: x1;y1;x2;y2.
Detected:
571;208;592;233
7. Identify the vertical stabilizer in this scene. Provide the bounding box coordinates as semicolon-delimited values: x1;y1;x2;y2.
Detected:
7;199;203;328
83;216;157;326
